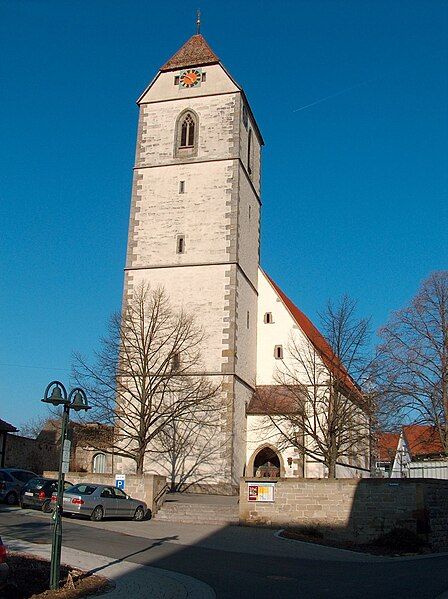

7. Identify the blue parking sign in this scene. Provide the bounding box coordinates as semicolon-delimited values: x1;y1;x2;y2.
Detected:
115;474;126;491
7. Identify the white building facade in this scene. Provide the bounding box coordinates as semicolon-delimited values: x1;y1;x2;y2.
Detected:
121;34;370;492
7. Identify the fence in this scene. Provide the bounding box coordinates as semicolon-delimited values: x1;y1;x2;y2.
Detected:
406;461;448;480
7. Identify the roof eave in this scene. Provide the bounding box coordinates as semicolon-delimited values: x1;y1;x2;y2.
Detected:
160;59;220;73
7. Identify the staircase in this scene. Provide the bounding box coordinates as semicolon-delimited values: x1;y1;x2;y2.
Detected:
155;492;239;525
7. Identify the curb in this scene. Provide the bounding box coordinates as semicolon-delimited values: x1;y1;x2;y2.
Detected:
273;529;448;562
273;528;377;559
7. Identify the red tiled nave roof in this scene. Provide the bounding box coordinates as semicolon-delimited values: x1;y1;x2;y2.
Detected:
247;385;303;415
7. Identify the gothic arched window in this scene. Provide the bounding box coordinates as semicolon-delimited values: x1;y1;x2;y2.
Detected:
174;110;198;157
180;114;195;147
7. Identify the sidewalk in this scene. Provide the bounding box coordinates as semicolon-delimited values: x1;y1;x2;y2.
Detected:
4;537;215;599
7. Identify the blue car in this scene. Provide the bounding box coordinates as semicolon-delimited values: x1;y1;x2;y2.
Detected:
0;469;37;505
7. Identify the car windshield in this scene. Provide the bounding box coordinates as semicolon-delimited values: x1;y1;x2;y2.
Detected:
65;484;97;495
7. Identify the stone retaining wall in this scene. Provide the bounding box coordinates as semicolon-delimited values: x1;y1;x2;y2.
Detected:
44;471;167;516
239;477;448;550
6;435;58;473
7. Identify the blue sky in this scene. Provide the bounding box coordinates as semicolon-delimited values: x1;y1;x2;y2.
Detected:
1;0;447;426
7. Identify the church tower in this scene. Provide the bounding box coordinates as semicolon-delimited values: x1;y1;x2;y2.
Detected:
124;33;263;491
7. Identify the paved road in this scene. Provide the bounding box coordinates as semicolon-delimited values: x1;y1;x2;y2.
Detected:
1;507;448;598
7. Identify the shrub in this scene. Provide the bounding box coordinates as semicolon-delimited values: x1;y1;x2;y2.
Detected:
294;525;323;539
373;527;426;552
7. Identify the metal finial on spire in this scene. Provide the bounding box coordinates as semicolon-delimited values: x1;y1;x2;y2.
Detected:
196;9;201;34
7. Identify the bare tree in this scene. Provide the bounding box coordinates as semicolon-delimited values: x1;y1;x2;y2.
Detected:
18;415;51;439
376;271;448;452
74;284;220;474
150;413;223;492
18;406;65;439
255;296;372;478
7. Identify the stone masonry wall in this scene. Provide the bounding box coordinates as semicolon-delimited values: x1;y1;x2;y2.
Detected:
423;480;448;550
6;434;58;474
239;477;448;550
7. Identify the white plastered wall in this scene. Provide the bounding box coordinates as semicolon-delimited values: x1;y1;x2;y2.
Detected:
252;268;370;479
129;161;235;269
139;64;239;104
256;269;317;386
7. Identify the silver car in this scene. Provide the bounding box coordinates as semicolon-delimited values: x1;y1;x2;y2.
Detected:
53;483;148;521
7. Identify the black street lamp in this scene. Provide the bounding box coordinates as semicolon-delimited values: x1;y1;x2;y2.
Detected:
41;381;90;590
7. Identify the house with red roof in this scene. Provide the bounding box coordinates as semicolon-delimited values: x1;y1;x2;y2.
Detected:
374;432;400;476
375;425;447;479
389;425;448;479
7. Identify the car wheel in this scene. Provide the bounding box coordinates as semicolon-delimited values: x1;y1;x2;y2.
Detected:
133;506;145;521
90;506;104;522
41;500;51;513
5;492;17;506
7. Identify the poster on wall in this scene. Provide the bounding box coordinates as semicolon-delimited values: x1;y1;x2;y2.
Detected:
247;482;275;502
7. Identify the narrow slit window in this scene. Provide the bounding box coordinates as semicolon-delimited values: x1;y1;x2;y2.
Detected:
179;180;185;193
248;205;251;220
174;75;180;85
264;312;273;324
242;105;248;129
246;311;250;329
274;345;283;359
171;353;180;371
201;72;206;82
176;235;185;254
247;129;252;174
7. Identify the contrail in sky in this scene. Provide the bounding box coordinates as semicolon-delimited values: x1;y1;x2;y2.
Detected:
293;79;375;113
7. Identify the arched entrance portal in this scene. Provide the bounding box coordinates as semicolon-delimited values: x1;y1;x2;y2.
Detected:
253;446;281;478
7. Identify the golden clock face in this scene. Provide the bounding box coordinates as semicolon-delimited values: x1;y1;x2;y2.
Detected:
179;69;201;88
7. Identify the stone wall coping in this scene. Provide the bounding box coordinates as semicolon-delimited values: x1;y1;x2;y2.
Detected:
241;477;448;487
44;471;166;481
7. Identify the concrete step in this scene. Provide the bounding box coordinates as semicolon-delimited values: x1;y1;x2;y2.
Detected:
155;496;239;525
155;513;239;523
156;517;239;525
159;506;238;514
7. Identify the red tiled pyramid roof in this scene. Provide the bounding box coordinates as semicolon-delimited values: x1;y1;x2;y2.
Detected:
403;425;445;458
160;34;220;72
266;274;362;401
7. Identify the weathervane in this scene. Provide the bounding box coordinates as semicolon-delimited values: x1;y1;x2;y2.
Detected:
196;9;201;34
